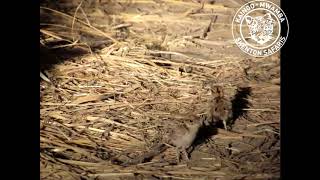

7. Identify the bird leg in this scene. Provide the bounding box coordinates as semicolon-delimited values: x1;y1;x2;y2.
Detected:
175;148;181;163
223;120;228;131
182;149;189;161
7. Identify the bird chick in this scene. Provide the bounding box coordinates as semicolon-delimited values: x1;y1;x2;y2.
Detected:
119;118;204;166
165;118;204;162
206;86;233;130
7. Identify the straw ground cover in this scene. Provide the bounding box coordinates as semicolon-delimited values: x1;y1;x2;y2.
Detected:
40;0;280;179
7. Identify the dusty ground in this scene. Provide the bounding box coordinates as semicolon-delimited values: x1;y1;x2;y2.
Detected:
40;0;280;179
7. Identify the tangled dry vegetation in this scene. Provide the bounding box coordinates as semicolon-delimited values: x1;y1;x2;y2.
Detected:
40;0;280;179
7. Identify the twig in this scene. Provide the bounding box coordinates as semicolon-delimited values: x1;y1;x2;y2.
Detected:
247;122;279;127
243;108;279;112
88;173;134;178
72;0;84;41
40;6;118;43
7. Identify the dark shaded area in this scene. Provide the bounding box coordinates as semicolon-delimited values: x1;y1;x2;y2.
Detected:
229;87;252;127
191;124;218;152
215;120;227;129
40;44;89;71
155;62;172;67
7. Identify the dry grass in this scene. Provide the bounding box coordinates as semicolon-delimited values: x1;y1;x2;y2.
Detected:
40;0;280;179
